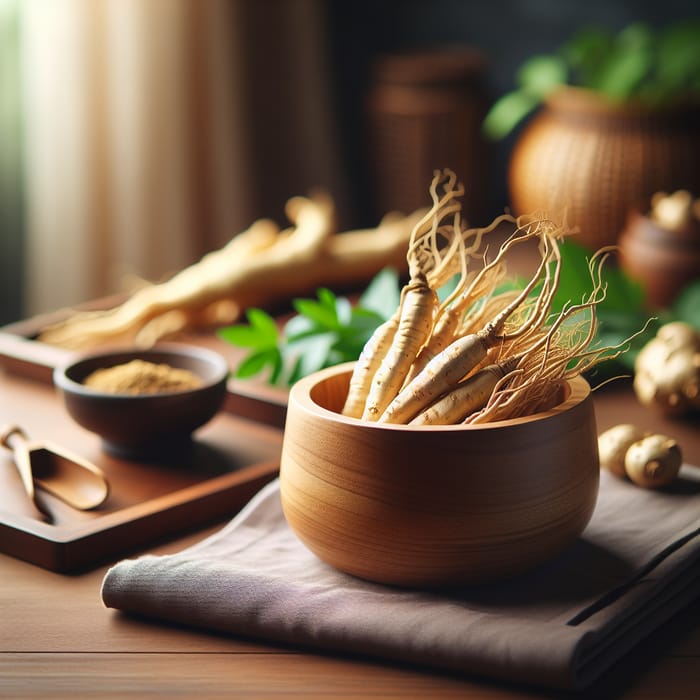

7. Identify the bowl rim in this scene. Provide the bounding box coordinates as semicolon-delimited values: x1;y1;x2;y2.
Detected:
52;342;229;399
289;361;591;432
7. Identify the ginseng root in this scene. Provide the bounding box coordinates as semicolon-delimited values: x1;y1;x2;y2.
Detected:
409;356;520;426
39;194;427;350
341;308;402;419
464;251;621;424
378;226;559;424
361;272;438;420
344;179;641;426
342;169;473;419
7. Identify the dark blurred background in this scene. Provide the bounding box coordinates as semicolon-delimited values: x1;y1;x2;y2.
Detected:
328;0;699;224
1;0;697;326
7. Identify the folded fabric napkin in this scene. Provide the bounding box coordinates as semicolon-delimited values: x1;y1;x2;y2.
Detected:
102;467;700;691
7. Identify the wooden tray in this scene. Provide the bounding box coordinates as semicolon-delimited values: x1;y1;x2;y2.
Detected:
0;323;289;573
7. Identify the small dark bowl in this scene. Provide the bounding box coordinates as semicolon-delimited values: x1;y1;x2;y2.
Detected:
53;344;229;458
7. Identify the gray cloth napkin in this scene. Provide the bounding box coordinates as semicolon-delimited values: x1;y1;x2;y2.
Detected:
101;467;700;691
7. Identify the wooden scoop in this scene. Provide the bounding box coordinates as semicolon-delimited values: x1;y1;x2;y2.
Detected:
0;424;109;512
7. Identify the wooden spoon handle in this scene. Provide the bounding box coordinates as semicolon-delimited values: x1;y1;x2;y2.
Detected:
0;424;46;517
0;424;29;450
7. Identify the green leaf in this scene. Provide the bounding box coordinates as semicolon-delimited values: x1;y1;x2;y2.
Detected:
484;51;566;141
596;43;653;100
335;295;353;327
358;267;400;319
656;21;700;97
517;55;568;97
284;332;337;378
596;309;659;365
486;20;700;140
283;313;317;340
217;324;263;348
483;90;541;140
549;240;645;313
549;240;597;310
565;23;654;99
293;297;338;329
336;307;385;359
617;22;655;55
564;26;615;85
246;308;279;341
234;348;281;379
317;287;338;311
597;264;645;313
548;240;658;376
672;280;700;330
345;306;385;336
217;308;278;350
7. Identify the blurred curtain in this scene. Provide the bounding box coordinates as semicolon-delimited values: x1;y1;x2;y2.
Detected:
0;0;24;324
18;0;347;317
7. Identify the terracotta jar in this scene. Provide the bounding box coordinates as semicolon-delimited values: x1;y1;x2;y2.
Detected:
367;49;492;225
618;207;700;308
508;87;700;250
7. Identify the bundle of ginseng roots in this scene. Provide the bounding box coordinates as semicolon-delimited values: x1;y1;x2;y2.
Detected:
342;169;630;426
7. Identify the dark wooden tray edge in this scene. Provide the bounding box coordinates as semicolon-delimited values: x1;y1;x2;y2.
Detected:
0;461;278;573
0;320;288;572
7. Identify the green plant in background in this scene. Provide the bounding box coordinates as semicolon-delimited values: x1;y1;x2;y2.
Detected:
484;20;700;139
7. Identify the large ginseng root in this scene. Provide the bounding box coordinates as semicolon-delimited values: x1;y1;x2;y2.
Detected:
343;169;644;426
378;225;561;424
342;169;482;420
38;193;427;350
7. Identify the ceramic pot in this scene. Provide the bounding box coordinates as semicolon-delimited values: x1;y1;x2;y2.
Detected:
54;344;228;457
279;363;599;588
508;88;700;250
619;208;700;308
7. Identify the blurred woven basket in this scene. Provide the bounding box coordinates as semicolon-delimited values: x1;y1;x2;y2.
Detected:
508;87;700;250
366;49;492;226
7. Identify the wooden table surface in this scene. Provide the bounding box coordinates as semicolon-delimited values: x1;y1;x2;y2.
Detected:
1;377;698;699
2;243;700;700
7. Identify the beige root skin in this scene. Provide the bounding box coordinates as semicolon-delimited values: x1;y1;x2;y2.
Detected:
345;190;637;426
624;434;683;489
38;194;427;350
378;225;560;425
598;424;648;478
361;273;438;421
634;322;700;417
343;168;473;420
409;358;517;426
341;309;401;419
597;423;684;489
650;190;699;231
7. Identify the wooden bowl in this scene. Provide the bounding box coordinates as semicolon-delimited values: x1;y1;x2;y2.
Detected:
280;363;599;588
53;344;228;458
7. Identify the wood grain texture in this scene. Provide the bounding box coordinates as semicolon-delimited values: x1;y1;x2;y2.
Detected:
1;288;698;699
280;364;599;587
2;531;699;699
0;653;539;700
0;333;282;572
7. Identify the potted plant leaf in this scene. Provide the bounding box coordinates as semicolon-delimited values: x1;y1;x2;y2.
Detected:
484;21;700;250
